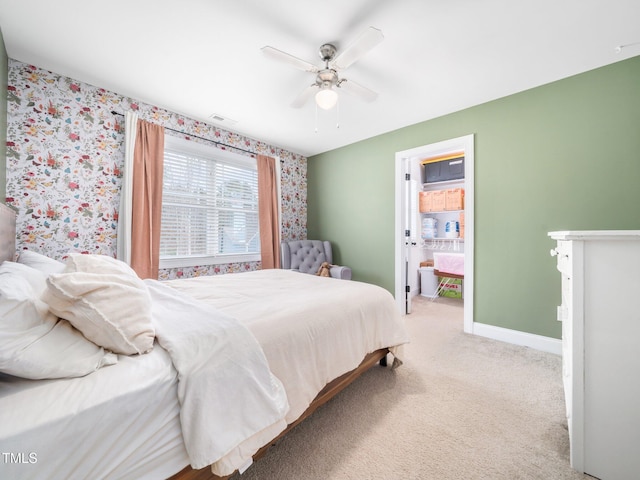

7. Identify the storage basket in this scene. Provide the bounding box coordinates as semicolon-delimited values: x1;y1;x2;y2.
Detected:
431;190;446;211
445;188;464;211
419;191;433;213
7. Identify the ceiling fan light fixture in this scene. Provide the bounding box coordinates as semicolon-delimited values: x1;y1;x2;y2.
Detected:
315;87;338;110
263;26;383;113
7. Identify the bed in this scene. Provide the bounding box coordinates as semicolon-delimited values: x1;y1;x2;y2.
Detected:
0;203;409;480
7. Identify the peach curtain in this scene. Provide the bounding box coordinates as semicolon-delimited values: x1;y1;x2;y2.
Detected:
130;120;165;279
257;155;280;269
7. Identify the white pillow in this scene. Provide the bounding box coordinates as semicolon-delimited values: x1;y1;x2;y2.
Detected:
44;254;155;355
0;261;117;380
17;250;66;275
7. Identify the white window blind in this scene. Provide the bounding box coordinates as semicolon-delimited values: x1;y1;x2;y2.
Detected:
159;136;260;268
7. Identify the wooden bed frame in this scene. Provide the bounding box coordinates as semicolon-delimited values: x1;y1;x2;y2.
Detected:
169;348;390;480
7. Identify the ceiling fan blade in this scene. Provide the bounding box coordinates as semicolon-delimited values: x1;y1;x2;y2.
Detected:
261;46;319;73
337;78;378;103
291;84;319;108
331;26;384;70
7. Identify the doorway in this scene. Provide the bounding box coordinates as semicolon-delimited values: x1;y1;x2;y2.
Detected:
394;134;474;333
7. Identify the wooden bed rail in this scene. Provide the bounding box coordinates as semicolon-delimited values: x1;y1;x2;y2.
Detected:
169;348;390;480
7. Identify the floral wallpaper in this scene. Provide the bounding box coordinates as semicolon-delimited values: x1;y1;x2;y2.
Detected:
5;59;307;279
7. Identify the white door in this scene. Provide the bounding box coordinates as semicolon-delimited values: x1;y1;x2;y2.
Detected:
401;157;421;313
394;134;475;333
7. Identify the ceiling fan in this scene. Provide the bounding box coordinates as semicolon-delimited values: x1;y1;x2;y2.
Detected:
261;26;384;110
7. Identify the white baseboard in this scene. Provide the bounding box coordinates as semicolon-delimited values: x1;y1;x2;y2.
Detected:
472;322;562;355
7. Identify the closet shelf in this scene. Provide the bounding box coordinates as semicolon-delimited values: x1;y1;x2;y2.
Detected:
422;179;464;188
421;210;464;214
422;237;465;241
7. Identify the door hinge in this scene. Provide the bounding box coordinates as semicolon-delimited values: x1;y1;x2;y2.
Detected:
405;285;411;293
405;173;411;181
405;229;411;237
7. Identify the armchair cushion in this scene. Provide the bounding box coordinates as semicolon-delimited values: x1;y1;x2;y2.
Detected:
280;240;352;280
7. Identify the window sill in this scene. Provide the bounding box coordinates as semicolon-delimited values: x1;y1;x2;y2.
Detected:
159;254;261;269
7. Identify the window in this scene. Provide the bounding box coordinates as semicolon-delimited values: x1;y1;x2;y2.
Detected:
159;135;260;268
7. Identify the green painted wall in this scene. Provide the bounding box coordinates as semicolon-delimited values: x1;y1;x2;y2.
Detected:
0;27;7;202
308;55;640;339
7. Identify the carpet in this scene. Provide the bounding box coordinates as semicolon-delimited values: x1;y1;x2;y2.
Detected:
231;295;590;480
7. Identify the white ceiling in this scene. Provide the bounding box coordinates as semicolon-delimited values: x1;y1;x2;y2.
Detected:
1;0;639;157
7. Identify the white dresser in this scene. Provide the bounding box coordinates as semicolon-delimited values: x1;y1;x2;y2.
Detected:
549;231;640;480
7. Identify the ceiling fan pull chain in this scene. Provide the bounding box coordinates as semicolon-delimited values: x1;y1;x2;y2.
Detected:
315;102;319;133
336;97;340;129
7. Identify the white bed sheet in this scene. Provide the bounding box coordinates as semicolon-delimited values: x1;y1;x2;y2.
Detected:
0;344;189;480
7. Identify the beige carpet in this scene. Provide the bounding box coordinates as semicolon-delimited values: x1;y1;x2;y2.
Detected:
232;295;590;480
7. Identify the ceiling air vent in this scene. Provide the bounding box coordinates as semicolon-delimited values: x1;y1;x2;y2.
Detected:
208;113;238;127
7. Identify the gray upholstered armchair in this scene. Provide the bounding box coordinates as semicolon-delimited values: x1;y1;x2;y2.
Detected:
280;240;352;280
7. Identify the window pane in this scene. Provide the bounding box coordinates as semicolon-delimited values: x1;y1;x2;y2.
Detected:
160;140;260;264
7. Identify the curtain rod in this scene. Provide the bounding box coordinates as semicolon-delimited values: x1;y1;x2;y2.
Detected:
110;110;260;157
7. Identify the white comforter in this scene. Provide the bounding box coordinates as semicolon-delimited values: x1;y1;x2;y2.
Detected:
145;280;289;475
163;270;409;426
